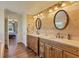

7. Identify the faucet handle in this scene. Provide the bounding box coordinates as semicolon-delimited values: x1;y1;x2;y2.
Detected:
67;34;71;40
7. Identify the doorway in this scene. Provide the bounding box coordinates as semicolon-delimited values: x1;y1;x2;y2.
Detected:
4;18;19;57
8;19;18;57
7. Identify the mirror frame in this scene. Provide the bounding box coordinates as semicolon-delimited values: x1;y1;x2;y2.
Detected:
35;18;42;30
54;10;69;30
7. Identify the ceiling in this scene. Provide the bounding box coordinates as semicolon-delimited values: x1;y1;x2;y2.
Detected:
0;1;57;15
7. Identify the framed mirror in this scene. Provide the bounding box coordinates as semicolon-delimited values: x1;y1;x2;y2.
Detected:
54;10;69;30
35;18;42;30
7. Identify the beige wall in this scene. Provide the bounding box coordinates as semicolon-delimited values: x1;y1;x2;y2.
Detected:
27;14;35;34
27;2;79;40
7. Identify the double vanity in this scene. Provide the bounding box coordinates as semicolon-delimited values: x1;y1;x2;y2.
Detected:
27;33;79;58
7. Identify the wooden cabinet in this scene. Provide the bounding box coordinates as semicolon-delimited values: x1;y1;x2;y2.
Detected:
51;47;63;58
63;51;79;58
44;44;52;58
39;41;45;58
39;38;79;58
28;35;79;58
27;35;39;54
39;39;63;58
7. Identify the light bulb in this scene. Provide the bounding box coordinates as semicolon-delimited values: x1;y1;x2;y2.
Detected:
54;6;58;10
38;14;40;16
61;3;66;7
40;13;43;16
49;9;53;13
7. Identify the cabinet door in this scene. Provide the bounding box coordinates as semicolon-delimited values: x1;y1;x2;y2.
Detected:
39;41;45;58
44;44;52;58
32;37;38;54
51;47;63;58
27;35;31;48
27;35;30;47
63;51;79;58
27;35;38;54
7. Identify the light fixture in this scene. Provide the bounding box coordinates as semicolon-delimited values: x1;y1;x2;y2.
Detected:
54;6;58;10
49;9;53;13
61;3;66;7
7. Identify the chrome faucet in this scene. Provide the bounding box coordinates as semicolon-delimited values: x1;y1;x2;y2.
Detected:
56;33;60;38
67;34;70;40
56;33;71;40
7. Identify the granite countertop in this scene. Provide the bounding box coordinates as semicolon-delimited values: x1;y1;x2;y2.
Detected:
27;33;79;48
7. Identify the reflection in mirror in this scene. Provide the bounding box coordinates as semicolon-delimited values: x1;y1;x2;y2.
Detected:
54;10;69;30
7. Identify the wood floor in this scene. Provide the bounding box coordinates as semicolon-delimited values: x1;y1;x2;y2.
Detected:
4;38;39;58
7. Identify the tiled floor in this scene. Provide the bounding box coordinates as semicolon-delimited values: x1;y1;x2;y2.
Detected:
4;38;39;58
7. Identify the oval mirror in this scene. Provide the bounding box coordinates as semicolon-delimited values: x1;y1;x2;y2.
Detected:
54;10;69;30
35;18;42;30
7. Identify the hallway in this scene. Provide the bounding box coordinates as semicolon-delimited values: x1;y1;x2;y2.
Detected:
4;38;39;58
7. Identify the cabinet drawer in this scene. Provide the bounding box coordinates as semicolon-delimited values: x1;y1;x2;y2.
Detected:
27;35;38;54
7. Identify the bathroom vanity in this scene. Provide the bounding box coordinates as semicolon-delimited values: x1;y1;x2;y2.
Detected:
27;34;79;58
39;37;79;58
